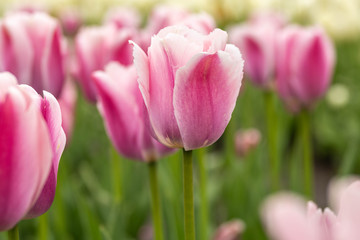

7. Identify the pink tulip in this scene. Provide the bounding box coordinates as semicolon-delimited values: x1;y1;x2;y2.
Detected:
59;8;82;35
0;12;66;98
132;25;244;150
262;181;360;240
104;6;141;30
234;128;261;157
74;24;135;102
213;219;245;240
275;25;335;110
229;13;284;88
93;62;174;161
0;72;65;230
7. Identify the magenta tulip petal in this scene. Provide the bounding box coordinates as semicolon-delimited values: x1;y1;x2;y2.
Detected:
146;36;182;147
0;85;52;230
173;44;243;150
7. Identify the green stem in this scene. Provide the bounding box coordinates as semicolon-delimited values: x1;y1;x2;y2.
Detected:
110;145;122;203
7;225;19;240
148;161;164;240
300;110;313;198
264;91;280;191
38;213;48;240
183;149;195;240
197;148;208;240
224;119;235;168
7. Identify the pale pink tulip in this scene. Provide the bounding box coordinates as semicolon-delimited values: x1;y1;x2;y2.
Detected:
74;24;135;102
0;72;65;230
0;12;66;98
213;219;245;240
104;7;141;30
229;13;284;88
234;128;261;157
93;62;174;161
276;26;335;110
132;25;244;150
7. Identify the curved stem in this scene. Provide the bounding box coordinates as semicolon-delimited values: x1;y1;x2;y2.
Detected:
197;148;208;240
300;110;313;198
8;225;19;240
148;161;164;240
183;149;195;240
264;91;280;191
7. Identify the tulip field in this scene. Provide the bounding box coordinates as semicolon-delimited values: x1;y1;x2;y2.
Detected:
1;0;360;239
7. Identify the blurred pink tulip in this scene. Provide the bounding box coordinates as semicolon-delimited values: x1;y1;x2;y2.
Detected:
213;219;245;240
0;12;66;98
74;24;135;102
0;72;65;230
59;8;82;35
93;62;174;161
276;26;335;110
57;79;77;140
132;25;244;150
104;6;141;30
262;181;360;240
234;128;261;157
229;13;285;88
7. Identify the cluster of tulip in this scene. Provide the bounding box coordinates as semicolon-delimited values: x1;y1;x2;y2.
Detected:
0;3;358;240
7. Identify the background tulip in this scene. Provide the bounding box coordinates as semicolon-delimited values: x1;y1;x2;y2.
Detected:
276;25;335;110
93;62;173;161
0;12;66;98
73;24;135;102
0;72;53;231
132;25;244;150
229;12;285;88
103;6;141;30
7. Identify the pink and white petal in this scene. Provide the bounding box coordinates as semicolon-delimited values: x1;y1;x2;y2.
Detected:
174;44;243;150
0;88;52;230
204;28;227;53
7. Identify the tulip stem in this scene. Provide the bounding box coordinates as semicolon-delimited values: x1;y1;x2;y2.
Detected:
110;145;122;203
8;225;19;240
183;149;195;240
38;213;48;240
300;110;313;198
148;161;164;240
197;148;208;240
264;91;280;191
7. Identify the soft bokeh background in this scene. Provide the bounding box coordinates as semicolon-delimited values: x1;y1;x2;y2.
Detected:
0;0;360;239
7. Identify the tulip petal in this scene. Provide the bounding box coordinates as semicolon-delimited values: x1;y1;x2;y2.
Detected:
0;88;52;230
173;44;243;150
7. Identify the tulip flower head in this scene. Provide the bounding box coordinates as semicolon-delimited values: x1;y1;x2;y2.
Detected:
262;181;360;240
74;24;136;102
132;25;244;150
0;12;66;98
0;72;65;230
93;62;174;161
229;12;285;89
275;25;335;111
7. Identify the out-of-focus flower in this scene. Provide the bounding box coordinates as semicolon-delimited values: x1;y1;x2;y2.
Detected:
275;25;335;111
73;24;135;102
262;181;360;240
0;12;66;98
93;62;174;161
59;8;82;35
326;83;350;109
57;79;77;140
213;219;245;240
234;128;261;157
0;72;65;230
229;12;285;89
132;25;244;150
103;6;141;30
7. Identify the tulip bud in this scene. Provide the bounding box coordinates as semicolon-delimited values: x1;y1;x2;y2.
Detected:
93;62;174;161
0;72;65;230
229;13;285;88
275;25;335;111
59;8;82;36
0;12;66;98
132;25;244;150
74;24;135;102
234;128;261;157
213;219;245;240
